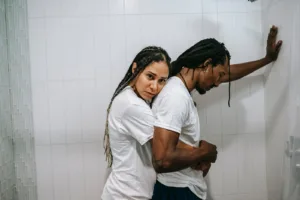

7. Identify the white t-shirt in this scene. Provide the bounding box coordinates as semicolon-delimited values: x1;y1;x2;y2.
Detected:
152;77;207;200
101;86;156;200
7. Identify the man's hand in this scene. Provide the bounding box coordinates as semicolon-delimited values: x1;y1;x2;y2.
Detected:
191;140;216;176
266;25;282;62
191;162;211;177
177;140;214;176
198;140;218;163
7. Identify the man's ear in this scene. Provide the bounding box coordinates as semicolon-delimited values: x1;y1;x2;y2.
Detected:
203;58;212;67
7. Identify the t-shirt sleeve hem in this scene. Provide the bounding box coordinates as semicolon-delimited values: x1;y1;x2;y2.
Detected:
154;121;181;134
138;134;153;145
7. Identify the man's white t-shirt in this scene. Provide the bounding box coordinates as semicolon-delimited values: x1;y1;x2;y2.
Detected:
101;86;156;200
152;77;207;200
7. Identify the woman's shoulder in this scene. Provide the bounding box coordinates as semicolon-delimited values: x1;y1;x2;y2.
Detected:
113;86;151;113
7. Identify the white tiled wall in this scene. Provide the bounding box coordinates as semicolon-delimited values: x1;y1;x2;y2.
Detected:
194;77;267;200
27;0;268;200
263;0;300;200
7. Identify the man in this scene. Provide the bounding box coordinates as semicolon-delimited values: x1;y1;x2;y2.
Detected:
151;26;282;200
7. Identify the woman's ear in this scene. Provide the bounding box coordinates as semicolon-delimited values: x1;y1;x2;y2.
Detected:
132;62;137;74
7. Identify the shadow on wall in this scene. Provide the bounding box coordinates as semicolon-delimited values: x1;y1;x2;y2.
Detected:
194;75;264;200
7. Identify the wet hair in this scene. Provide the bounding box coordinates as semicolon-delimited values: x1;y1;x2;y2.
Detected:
104;46;171;167
170;38;232;106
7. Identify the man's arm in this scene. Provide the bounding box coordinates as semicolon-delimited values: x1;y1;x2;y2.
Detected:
151;127;217;173
220;25;282;83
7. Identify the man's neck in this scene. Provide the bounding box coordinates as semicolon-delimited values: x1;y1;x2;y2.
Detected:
176;73;195;93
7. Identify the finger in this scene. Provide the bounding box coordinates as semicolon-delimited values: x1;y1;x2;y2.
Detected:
199;140;203;147
267;26;278;45
203;165;211;177
276;40;282;50
269;25;278;37
276;46;282;54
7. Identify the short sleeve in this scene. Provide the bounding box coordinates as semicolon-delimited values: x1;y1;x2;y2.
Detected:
121;104;155;145
152;93;188;134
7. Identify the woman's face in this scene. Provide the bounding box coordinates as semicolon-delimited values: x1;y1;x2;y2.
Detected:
132;61;169;101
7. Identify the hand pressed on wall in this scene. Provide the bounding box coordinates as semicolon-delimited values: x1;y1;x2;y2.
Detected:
266;25;283;61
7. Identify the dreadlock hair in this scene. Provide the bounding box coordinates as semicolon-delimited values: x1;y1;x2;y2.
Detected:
104;46;171;167
171;38;232;106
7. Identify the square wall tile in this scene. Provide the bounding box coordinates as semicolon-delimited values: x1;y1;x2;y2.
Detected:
28;19;47;83
205;135;222;196
35;145;54;200
203;87;223;136
83;143;105;199
221;83;237;135
51;145;70;200
48;81;66;144
222;135;239;195
81;80;104;143
250;133;267;194
61;0;109;16
109;16;127;91
64;81;82;144
109;0;125;14
44;0;109;17
202;13;219;40
27;0;45;18
237;134;253;194
217;0;249;13
45;18;65;81
203;0;217;13
125;0;202;14
94;16;111;94
67;144;85;200
32;82;50;145
125;15;143;64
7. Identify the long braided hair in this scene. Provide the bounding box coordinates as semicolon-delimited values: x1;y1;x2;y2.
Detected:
171;38;232;106
104;46;171;167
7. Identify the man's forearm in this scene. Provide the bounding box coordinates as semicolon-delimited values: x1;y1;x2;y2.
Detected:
152;147;209;173
221;57;272;83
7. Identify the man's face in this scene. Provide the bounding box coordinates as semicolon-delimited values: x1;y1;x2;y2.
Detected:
196;57;229;95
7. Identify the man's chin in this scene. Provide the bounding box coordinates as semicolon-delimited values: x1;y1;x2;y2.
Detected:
196;87;207;95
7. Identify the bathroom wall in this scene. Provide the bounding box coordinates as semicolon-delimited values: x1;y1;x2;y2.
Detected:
5;0;38;199
0;0;16;199
262;0;300;200
194;76;267;200
27;0;268;200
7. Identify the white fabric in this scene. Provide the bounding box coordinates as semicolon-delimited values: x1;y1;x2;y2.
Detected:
152;77;207;200
101;86;156;200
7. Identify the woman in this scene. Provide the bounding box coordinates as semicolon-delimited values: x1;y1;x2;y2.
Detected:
101;46;171;200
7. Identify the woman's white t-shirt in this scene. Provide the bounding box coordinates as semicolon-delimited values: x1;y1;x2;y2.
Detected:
101;86;156;200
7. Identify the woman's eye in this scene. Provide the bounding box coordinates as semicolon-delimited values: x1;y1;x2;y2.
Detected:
159;79;167;84
147;74;154;79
